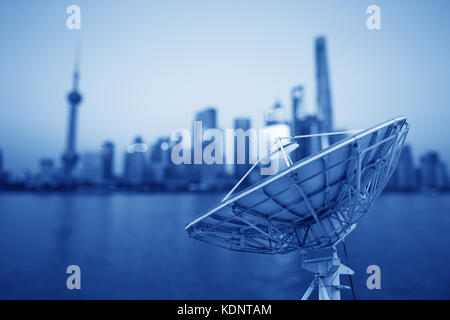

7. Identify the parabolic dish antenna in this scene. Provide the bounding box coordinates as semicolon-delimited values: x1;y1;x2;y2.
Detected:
185;116;409;300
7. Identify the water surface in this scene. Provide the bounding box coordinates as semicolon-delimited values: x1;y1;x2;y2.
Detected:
0;192;449;299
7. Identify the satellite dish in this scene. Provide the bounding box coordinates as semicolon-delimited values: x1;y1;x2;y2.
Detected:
185;116;409;300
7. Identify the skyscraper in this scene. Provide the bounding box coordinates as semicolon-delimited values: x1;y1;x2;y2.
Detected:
395;145;417;191
61;62;83;185
149;137;171;185
291;86;304;162
192;108;221;189
193;108;217;153
294;115;322;161
0;149;6;185
233;118;252;179
123;136;147;186
262;101;290;174
150;137;171;164
101;141;115;180
195;108;217;128
79;152;103;185
264;101;288;127
315;36;333;133
420;151;446;190
35;158;58;189
439;162;449;190
291;86;304;130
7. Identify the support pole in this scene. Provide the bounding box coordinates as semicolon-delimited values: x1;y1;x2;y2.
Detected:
301;250;354;300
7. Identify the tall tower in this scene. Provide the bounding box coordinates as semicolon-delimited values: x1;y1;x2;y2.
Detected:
61;62;82;183
291;86;304;135
192;107;221;189
233;118;251;179
315;36;333;132
101;141;115;180
123;136;147;186
291;86;304;162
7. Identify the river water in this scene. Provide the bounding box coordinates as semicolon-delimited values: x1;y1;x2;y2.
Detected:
0;192;449;299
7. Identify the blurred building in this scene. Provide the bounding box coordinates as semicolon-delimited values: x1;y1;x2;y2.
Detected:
315;36;333;133
33;158;58;189
0;149;5;185
290;86;322;161
233;118;252;179
101;141;115;181
420;151;447;190
195;108;216;129
265;101;288;127
79;152;103;185
288;36;334;162
262;101;291;174
61;63;83;186
294;115;322;161
193;108;217;151
150;137;171;164
123;136;148;186
193;108;222;189
149;137;171;185
388;145;417;191
291;86;304;123
291;86;305;152
438;162;449;190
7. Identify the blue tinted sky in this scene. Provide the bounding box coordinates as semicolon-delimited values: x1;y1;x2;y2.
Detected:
0;0;449;173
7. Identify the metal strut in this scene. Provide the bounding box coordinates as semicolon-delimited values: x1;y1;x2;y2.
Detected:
301;249;354;300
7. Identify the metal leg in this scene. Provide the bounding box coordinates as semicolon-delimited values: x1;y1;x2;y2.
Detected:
301;250;354;300
318;278;331;300
301;278;317;300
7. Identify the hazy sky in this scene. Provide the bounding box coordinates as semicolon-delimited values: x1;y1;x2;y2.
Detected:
1;0;449;173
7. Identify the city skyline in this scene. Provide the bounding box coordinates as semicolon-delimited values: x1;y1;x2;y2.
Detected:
1;1;450;173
